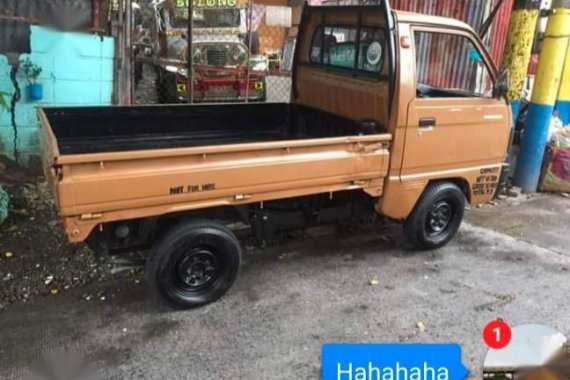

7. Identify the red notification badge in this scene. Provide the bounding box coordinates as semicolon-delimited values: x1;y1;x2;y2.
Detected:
483;319;512;349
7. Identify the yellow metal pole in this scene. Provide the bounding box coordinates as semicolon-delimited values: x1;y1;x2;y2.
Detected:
514;0;570;192
555;40;570;124
501;0;541;122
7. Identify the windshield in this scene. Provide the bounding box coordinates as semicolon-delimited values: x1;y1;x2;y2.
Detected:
171;8;240;28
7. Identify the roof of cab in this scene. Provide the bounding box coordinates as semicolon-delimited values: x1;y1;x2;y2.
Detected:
393;9;475;33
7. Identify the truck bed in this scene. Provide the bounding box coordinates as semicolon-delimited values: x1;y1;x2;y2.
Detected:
40;103;391;243
44;103;378;155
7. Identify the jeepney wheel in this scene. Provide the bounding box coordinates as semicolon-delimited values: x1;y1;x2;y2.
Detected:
403;182;466;251
156;70;179;104
146;220;242;308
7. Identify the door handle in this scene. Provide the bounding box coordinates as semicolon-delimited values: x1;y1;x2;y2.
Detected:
419;117;436;128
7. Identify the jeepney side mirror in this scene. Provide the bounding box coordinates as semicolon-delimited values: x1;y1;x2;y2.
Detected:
493;68;510;99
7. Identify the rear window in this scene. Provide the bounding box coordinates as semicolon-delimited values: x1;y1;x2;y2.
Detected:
310;25;386;76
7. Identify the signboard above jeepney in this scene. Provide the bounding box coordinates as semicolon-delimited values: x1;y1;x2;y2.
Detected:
176;0;248;9
166;28;243;36
265;6;292;28
169;5;245;34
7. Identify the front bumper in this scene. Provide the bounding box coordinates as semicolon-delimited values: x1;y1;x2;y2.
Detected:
176;69;266;102
176;81;265;102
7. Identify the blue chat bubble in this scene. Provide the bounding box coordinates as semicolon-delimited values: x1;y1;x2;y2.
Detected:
322;344;469;380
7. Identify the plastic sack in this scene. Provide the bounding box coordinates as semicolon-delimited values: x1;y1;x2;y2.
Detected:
548;116;565;143
540;122;570;192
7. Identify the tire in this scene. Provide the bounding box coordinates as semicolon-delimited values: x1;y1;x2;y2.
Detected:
146;220;242;309
403;182;466;250
156;70;179;104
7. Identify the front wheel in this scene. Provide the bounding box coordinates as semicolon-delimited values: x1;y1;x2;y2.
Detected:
146;220;242;309
156;70;179;104
403;182;466;250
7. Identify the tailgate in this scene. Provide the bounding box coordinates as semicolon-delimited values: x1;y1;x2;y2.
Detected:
56;135;392;219
38;109;63;208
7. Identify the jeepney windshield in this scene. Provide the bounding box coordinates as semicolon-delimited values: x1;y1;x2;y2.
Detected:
171;8;240;28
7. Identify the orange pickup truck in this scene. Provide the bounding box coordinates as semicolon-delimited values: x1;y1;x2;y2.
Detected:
40;2;512;308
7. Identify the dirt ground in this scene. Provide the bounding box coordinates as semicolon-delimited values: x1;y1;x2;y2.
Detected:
0;184;569;379
0;183;135;312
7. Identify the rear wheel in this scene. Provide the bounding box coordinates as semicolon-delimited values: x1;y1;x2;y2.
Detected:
403;182;466;250
146;220;242;308
156;70;179;104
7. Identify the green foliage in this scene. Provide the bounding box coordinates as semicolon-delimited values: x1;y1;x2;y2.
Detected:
19;57;43;84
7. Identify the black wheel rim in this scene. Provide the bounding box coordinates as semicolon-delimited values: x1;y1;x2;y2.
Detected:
174;248;221;292
426;200;453;236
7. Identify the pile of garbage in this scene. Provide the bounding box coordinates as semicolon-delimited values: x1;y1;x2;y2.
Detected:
540;117;570;192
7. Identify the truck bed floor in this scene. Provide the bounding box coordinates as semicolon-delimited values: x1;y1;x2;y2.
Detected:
43;103;377;155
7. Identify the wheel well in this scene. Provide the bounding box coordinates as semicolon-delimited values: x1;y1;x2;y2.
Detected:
428;178;471;203
152;206;247;240
87;206;246;255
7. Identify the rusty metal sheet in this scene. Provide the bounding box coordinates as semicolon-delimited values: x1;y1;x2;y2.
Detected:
490;0;514;67
0;0;93;53
392;0;513;71
0;19;31;54
1;0;93;28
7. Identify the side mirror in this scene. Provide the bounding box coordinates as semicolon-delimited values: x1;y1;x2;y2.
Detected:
493;68;510;99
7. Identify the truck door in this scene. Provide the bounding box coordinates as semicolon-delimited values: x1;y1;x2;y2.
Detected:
401;28;511;182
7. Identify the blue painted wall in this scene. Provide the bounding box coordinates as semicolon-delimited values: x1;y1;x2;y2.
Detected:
0;25;114;166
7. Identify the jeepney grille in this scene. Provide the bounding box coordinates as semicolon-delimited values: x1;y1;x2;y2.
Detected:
206;47;228;66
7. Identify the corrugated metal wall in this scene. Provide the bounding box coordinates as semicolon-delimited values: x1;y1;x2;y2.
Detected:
390;0;512;90
414;31;481;90
528;54;539;75
489;0;514;68
393;0;486;25
392;0;513;66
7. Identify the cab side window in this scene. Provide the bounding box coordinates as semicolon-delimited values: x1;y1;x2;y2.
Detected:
414;31;493;98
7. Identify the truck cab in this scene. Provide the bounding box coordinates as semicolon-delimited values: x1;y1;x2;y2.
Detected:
295;5;511;223
40;1;511;308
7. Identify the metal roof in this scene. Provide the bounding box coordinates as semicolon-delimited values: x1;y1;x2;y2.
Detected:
0;0;93;54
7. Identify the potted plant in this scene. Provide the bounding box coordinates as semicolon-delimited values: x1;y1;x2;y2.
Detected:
19;58;43;101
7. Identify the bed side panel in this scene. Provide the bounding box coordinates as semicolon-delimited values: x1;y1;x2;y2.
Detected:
57;135;391;242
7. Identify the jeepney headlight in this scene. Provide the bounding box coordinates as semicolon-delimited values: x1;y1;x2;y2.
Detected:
230;45;248;65
366;41;383;66
165;65;179;73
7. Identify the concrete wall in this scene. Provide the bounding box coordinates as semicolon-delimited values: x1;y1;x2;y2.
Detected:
0;25;114;167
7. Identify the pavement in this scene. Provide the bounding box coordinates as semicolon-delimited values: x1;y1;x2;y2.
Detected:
266;76;292;103
0;193;569;380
